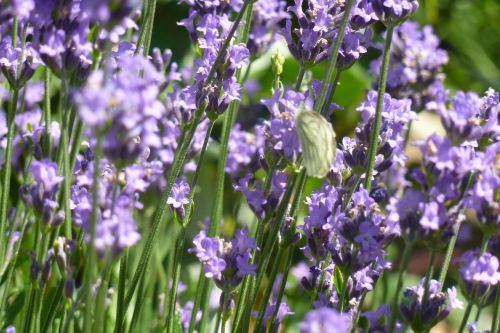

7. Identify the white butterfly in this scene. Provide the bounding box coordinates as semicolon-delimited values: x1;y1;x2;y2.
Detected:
295;108;337;178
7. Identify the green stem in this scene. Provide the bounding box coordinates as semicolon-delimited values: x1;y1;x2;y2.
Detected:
350;292;367;333
458;301;474;333
364;24;395;192
114;250;129;333
320;70;342;116
43;68;52;157
60;81;72;239
294;66;306;91
490;285;500;333
268;246;293;330
313;0;356;114
83;136;103;333
41;280;64;332
94;266;111;333
388;240;413;333
69;119;84;173
255;245;286;331
438;221;462;287
422;243;438;307
241;172;305;332
0;87;19;267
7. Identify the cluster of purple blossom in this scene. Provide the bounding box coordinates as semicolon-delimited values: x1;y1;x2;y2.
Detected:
0;0;499;332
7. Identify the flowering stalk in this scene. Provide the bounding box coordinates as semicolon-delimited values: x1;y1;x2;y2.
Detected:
313;0;356;114
124;0;252;315
364;24;395;191
188;2;255;330
166;121;213;333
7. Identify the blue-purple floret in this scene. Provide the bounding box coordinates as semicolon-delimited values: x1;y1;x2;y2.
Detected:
190;226;258;291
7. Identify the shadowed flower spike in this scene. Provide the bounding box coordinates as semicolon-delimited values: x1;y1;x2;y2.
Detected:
400;278;463;332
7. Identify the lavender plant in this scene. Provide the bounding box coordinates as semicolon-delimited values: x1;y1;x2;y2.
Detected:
0;0;498;332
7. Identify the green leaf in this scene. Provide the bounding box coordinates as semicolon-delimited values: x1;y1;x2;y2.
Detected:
333;266;344;296
4;290;27;324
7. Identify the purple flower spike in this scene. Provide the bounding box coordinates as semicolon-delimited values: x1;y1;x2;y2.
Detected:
299;307;351;333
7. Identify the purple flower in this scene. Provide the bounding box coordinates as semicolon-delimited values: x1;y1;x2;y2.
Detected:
226;124;264;178
437;89;500;143
189;227;257;290
248;0;289;55
75;51;164;165
400;278;462;331
20;159;64;226
299;307;351;333
281;0;345;66
167;177;191;218
370;0;419;25
362;304;403;333
370;21;448;110
0;38;40;88
71;159;143;257
458;249;500;301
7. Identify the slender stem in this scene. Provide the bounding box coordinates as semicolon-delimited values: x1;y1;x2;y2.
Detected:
490;285;500;333
313;0;356;114
388;240;413;333
114;250;129;333
83;136;103;333
344;173;363;209
123;107;203;314
320;70;342;116
350;292;367;333
69;119;84;173
364;24;395;192
268;247;293;330
438;221;462;287
294;66;306;91
0;88;19;266
59;80;72;239
422;244;438;307
241;172;304;332
255;245;286;330
43;68;52;157
458;301;474;333
94;266;111;333
41;281;64;332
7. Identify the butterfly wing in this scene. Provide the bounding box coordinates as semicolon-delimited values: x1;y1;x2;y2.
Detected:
296;110;337;178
